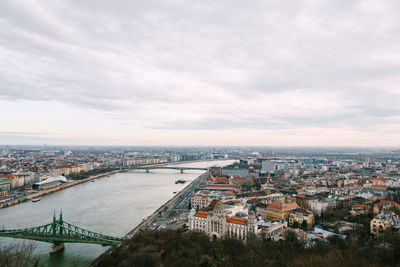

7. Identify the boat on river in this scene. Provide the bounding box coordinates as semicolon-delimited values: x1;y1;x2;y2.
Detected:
175;179;186;184
32;198;41;202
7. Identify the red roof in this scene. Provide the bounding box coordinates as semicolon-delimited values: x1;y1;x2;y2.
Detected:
296;194;307;199
206;184;234;188
352;204;371;210
215;177;229;183
371;178;387;183
192;193;208;199
371;185;388;189
375;200;400;208
226;216;248;225
0;175;17;179
194;211;209;218
206;175;215;181
56;165;80;169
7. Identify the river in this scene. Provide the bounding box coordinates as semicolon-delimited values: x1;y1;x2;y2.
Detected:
0;160;235;267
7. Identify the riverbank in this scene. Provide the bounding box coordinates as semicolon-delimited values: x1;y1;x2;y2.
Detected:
0;170;120;209
0;159;229;210
91;170;209;267
127;170;209;236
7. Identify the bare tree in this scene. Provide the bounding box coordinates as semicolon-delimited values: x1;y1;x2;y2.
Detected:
0;241;40;267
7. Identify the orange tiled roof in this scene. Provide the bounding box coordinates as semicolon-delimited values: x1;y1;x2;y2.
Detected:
371;178;387;183
233;200;243;206
376;200;400;208
352;204;372;210
296;194;307;199
206;184;234;188
56;165;80;169
193;193;208;198
206;174;215;181
194;211;209;218
0;175;17;179
371;185;388;189
214;176;229;183
226;216;248;225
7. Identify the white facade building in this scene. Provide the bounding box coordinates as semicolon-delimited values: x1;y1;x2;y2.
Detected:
189;201;258;240
191;192;213;210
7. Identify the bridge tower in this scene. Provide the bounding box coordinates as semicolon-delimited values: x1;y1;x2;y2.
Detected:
51;211;65;254
180;168;184;173
146;168;149;173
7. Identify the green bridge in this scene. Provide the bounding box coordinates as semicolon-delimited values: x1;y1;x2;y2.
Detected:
0;211;126;253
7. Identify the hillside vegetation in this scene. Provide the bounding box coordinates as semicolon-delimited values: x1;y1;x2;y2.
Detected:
94;229;400;267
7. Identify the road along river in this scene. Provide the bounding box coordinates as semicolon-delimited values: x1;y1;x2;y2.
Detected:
0;160;235;267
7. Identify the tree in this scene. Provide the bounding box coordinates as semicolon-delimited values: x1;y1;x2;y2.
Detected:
0;242;40;267
284;230;298;242
301;220;308;230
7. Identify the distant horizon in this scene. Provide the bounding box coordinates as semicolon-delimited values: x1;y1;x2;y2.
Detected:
1;1;400;146
2;144;400;149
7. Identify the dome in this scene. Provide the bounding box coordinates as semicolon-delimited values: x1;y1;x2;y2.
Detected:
189;208;196;217
213;193;219;200
235;212;247;218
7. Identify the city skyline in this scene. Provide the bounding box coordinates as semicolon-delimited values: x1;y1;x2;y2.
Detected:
1;1;400;146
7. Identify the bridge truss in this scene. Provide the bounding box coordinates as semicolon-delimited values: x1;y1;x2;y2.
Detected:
0;211;125;246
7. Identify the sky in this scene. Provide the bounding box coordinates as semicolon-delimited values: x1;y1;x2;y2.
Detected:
1;0;400;146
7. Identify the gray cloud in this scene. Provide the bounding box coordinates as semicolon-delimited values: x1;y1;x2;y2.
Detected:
0;0;400;131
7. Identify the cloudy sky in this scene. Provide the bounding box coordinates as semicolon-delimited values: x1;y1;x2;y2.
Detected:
1;0;400;146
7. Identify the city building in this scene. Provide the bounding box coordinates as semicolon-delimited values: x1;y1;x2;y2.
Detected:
0;177;11;191
191;191;213;210
289;209;315;229
373;200;400;214
0;175;24;188
0;188;8;198
266;202;299;221
189;201;258;240
351;204;372;216
33;176;67;190
370;211;400;236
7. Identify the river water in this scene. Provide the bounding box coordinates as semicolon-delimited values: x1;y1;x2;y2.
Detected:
0;160;235;267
